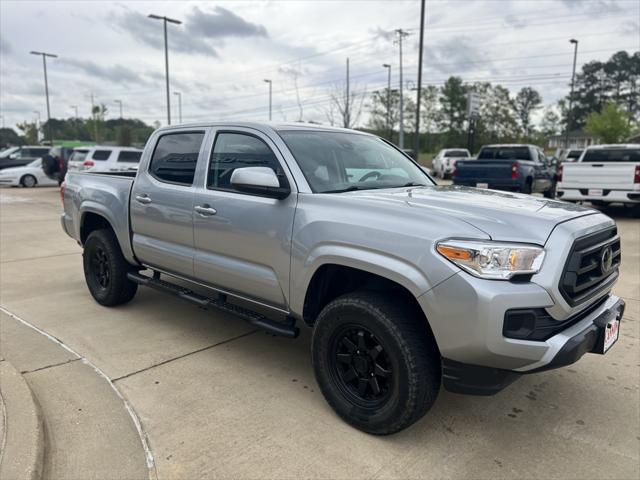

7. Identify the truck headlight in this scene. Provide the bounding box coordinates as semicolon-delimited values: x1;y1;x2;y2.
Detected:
436;240;545;280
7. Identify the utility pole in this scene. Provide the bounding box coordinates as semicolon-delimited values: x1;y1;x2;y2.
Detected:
345;58;350;128
114;99;123;118
414;0;426;160
382;64;391;140
30;50;57;145
263;79;272;121
565;38;579;149
149;14;182;125
395;29;410;149
70;105;78;119
33;111;41;142
173;91;182;123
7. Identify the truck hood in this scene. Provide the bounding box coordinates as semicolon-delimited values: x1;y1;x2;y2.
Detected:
346;185;597;245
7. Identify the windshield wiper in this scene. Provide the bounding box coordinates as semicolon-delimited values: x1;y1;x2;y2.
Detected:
321;185;365;193
400;182;427;187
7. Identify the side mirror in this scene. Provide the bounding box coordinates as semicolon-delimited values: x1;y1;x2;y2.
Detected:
230;167;290;199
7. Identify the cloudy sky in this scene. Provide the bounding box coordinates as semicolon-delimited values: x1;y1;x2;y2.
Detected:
0;0;638;130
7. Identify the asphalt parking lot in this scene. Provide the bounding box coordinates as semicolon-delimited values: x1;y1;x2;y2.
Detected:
1;186;639;480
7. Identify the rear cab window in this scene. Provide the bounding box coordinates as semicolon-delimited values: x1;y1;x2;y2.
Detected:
69;150;89;163
581;148;640;163
117;151;142;163
91;150;112;161
444;150;469;158
478;147;531;160
149;131;205;185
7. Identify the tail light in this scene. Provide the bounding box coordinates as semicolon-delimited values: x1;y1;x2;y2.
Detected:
60;181;66;205
634;165;640;184
83;160;95;167
511;162;519;180
557;165;563;182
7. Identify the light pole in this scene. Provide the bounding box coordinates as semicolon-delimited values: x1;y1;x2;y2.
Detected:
70;105;78;119
382;63;391;140
114;99;123;118
148;14;182;125
395;29;409;149
263;79;272;121
565;38;579;149
173;91;182;124
414;0;426;160
33;111;41;142
30;50;57;144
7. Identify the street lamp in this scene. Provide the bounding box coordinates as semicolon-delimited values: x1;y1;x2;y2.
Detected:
30;50;57;144
70;105;78;119
114;99;123;118
382;63;392;140
263;79;272;121
173;91;182;124
565;38;579;149
148;14;182;125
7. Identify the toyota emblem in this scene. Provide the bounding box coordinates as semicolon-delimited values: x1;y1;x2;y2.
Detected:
601;245;614;274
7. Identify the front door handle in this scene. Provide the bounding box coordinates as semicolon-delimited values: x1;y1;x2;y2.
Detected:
135;194;152;205
194;205;217;216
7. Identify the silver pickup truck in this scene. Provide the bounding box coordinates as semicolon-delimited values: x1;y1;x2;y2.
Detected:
62;122;624;434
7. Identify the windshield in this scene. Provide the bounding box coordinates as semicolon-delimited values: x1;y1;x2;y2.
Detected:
478;146;531;160
69;150;89;163
582;148;640;163
0;147;20;158
278;131;432;193
444;150;469;158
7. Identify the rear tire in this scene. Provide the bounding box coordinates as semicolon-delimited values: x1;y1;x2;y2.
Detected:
543;182;556;199
20;175;37;188
311;291;440;435
521;179;532;194
83;229;138;306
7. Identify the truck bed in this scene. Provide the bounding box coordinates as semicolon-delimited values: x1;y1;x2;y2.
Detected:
453;159;527;191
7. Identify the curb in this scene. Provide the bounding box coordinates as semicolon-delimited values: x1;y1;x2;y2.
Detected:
0;361;45;480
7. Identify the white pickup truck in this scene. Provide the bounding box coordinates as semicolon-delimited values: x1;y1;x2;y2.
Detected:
557;144;640;207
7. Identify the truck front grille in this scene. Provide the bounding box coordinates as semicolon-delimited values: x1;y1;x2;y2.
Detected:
559;226;621;306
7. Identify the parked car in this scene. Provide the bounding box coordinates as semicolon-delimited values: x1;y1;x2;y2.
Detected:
432;148;472;179
0;158;59;187
452;144;557;197
67;146;142;173
557;144;640;207
62;122;624;435
0;145;51;170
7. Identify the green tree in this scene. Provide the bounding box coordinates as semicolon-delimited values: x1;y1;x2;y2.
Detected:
478;84;520;144
539;107;561;138
585;102;632;143
16;121;39;144
514;87;542;138
438;76;467;145
0;128;23;148
366;88;401;140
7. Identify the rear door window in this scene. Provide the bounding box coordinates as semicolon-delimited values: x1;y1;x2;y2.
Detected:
117;151;142;163
581;149;640;162
91;150;112;161
149;131;205;185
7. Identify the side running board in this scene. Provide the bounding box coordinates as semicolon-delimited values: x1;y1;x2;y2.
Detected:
127;271;299;338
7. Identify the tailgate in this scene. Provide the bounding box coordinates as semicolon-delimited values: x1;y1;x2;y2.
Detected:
562;163;636;189
454;160;513;180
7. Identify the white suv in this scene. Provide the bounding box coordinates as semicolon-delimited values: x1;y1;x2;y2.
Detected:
67;146;143;173
432;148;471;179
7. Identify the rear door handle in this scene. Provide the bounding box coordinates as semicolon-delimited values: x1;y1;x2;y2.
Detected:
135;194;152;205
194;205;217;216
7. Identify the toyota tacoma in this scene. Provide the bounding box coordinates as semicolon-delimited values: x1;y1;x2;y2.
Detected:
61;123;624;434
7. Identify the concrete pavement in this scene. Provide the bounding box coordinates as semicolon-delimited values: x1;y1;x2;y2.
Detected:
0;186;638;479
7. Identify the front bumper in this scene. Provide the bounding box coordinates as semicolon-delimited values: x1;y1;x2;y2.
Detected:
441;297;625;395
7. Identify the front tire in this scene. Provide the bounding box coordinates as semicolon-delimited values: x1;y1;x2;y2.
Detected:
83;229;138;306
20;175;37;188
544;182;556;199
312;291;440;435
